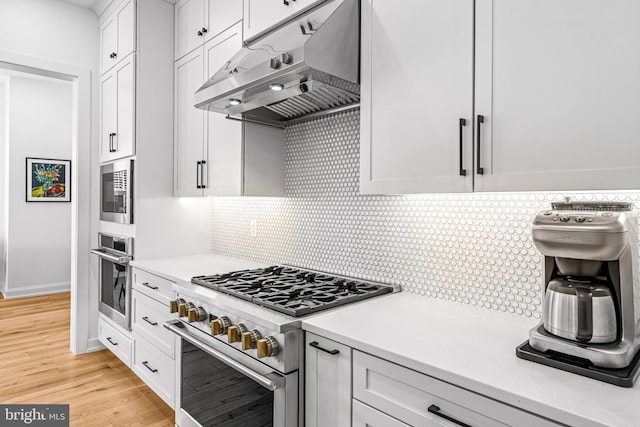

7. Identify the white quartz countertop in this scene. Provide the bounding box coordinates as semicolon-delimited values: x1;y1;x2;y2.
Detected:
130;252;267;284
302;292;640;427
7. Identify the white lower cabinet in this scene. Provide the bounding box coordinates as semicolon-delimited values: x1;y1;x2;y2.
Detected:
133;332;175;407
352;400;409;427
305;333;352;427
98;315;132;367
130;267;177;409
353;350;560;427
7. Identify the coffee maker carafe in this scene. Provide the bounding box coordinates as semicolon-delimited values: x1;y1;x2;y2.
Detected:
518;201;640;386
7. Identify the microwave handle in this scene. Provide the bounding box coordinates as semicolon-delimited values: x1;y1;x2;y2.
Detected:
90;249;132;264
164;319;282;392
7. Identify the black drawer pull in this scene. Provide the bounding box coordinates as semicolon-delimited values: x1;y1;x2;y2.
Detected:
142;282;159;290
309;341;339;355
142;316;158;326
428;405;471;427
142;361;158;373
106;337;118;346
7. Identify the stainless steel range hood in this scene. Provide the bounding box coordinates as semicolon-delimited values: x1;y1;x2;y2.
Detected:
194;0;359;126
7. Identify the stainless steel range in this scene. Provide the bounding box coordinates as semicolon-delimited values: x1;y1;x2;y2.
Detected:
164;266;397;427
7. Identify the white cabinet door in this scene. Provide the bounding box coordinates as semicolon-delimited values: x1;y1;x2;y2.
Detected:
305;333;351;427
114;54;135;159
100;70;117;161
100;14;117;75
204;23;244;196
174;48;206;196
352;400;410;427
100;54;135;163
175;0;207;60
208;0;243;40
474;0;640;191
243;0;291;41
100;0;135;75
360;0;474;195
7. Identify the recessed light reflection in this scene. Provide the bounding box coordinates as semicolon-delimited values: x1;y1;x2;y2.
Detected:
269;84;284;91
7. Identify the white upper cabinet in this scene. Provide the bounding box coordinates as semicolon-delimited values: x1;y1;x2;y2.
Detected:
209;0;243;40
174;47;206;197
100;54;135;162
360;0;474;194
243;0;315;42
175;0;242;60
100;0;135;75
362;0;640;194
204;24;243;196
474;0;640;192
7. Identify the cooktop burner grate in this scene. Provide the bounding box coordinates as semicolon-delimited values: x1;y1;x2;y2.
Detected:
192;266;394;317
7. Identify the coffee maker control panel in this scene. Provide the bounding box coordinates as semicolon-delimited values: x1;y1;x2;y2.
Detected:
534;210;628;232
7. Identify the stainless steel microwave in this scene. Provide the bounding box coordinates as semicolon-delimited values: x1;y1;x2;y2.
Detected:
100;159;133;224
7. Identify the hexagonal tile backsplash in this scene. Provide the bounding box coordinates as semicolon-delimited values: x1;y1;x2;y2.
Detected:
211;109;640;319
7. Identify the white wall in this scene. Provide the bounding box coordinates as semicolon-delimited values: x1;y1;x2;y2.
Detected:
0;0;99;351
3;76;73;297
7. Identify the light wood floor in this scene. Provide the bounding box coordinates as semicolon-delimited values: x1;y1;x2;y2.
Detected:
0;292;174;426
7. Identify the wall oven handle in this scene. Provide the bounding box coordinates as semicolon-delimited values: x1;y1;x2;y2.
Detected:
90;249;132;264
164;319;281;392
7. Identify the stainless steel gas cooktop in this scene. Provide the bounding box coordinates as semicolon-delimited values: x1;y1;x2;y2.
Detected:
192;266;395;317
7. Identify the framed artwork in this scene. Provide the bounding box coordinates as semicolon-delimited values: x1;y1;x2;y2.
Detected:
26;158;71;202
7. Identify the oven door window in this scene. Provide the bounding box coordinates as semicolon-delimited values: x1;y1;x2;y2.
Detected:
100;258;127;316
182;341;274;426
102;169;127;214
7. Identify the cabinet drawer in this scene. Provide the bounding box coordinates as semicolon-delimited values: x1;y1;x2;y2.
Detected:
132;290;176;358
353;400;410;427
353;351;559;427
132;268;174;304
133;333;175;408
98;316;132;367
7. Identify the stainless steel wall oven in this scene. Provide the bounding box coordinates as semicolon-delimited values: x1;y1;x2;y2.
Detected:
91;233;133;330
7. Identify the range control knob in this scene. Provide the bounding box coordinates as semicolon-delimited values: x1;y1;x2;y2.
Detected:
560;216;570;222
179;302;195;317
228;324;248;343
257;336;279;358
281;52;292;65
575;216;586;223
241;330;263;350
188;306;207;323
170;298;186;314
211;316;231;335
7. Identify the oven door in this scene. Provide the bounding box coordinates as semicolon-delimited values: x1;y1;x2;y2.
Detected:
100;159;133;224
165;320;298;427
92;248;132;330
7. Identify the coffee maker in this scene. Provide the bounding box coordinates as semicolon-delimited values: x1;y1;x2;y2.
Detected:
517;201;640;386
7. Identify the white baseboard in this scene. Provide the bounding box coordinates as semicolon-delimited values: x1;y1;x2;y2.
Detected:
2;281;71;299
86;336;105;353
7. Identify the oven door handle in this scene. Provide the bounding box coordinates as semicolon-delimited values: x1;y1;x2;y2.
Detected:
164;319;282;392
90;249;132;264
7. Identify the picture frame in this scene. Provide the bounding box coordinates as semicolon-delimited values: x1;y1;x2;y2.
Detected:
26;157;71;202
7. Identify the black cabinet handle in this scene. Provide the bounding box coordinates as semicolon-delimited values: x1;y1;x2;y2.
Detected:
201;27;208;34
196;161;202;189
309;341;339;355
459;118;467;176
112;52;117;59
142;316;158;326
284;0;290;5
200;160;206;189
197;30;203;36
141;282;159;290
106;337;118;346
428;405;471;427
476;115;484;174
142;361;158;373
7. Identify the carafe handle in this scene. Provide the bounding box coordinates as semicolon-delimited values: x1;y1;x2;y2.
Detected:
575;287;593;342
